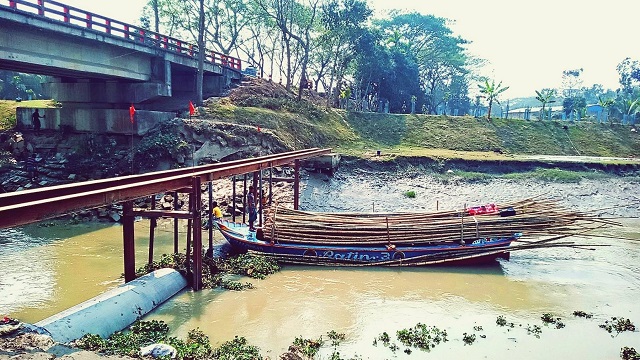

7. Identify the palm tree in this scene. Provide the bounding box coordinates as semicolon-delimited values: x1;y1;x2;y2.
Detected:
617;97;640;124
535;89;556;120
478;80;509;119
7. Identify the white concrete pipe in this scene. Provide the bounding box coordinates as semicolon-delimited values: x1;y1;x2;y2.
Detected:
35;268;187;343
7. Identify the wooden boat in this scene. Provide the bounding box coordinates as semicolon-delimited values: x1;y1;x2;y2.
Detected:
214;197;610;266
214;220;520;266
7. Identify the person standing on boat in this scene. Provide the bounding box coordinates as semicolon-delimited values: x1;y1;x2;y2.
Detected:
247;185;258;231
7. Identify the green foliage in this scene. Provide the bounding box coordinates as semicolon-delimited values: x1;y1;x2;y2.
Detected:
599;317;636;335
462;332;476;345
540;313;565;329
621;347;640;360
210;336;262;360
135;252;277;290
233;95;326;120
572;310;593;319
327;330;346;347
526;324;542;338
395;323;448;351
75;334;106;351
0;114;16;129
403;190;416;198
504;168;591;183
76;320;170;357
478;79;509;119
221;253;281;279
495;315;514;328
293;336;324;358
76;321;264;360
134;127;190;172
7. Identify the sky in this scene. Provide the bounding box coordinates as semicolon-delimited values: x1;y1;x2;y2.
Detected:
58;0;640;99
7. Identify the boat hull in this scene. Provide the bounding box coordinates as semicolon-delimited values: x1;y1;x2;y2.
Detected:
215;221;515;267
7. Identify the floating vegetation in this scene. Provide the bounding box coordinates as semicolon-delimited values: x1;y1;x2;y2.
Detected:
396;323;448;351
134;252;280;291
599;317;636;336
226;253;281;279
462;333;476;345
621;347;639;360
373;332;391;347
75;321;263;360
293;336;324;358
541;313;565;329
496;315;515;328
573;310;594;319
327;330;346;347
326;331;347;360
527;325;543;338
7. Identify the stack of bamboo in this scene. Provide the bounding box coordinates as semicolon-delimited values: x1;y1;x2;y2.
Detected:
261;197;609;245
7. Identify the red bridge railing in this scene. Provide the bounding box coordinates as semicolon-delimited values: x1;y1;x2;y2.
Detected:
2;0;242;71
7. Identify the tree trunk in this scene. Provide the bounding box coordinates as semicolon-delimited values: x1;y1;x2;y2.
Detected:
196;0;205;104
152;0;159;33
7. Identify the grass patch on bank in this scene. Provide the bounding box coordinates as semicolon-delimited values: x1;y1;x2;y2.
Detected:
428;168;614;184
0;99;53;130
503;168;609;183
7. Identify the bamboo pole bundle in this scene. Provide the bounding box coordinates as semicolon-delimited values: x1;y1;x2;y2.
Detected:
259;198;606;246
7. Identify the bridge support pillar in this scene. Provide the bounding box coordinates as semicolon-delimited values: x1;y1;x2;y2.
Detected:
123;201;136;283
294;160;300;210
191;177;203;291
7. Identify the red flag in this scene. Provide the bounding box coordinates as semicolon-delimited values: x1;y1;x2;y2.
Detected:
129;104;136;124
189;101;196;116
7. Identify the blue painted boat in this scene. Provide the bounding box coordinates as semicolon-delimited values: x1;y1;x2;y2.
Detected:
214;220;519;266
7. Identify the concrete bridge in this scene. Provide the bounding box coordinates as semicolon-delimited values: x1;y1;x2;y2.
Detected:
0;0;244;134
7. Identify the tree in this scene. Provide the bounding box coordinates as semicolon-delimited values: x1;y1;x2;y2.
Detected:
317;0;372;106
562;96;586;119
255;0;320;98
478;79;509;119
375;12;471;114
196;0;205;104
616;57;640;94
534;89;556;120
561;68;583;98
152;0;159;32
616;96;640;124
597;96;615;123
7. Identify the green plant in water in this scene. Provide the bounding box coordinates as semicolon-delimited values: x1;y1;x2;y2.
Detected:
222;253;281;279
373;332;391;347
293;336;323;358
573;310;593;319
526;324;542;338
404;190;416;198
396;323;448;351
621;346;639;360
462;332;476;345
599;317;636;336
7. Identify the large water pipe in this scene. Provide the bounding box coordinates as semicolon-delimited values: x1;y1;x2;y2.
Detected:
35;268;187;343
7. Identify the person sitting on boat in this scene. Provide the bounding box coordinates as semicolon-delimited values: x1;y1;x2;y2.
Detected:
212;201;223;221
204;201;224;230
247;185;258;231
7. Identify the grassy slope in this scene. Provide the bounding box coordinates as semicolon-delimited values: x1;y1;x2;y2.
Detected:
342;112;639;159
2;97;637;160
0;99;54;129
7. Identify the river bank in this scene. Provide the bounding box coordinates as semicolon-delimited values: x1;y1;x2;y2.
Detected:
1;160;639;360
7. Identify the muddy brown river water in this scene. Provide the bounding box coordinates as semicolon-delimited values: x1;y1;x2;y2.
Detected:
1;169;639;359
